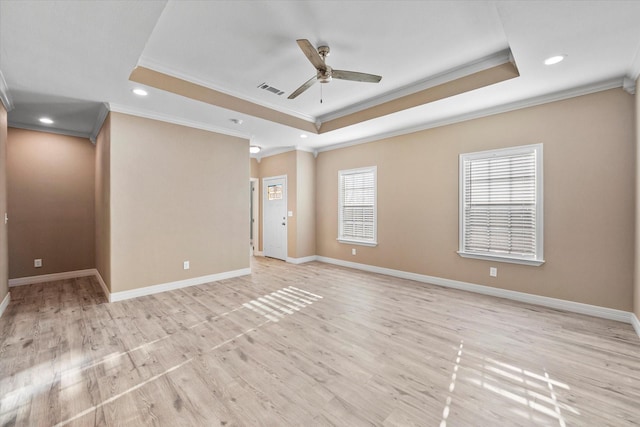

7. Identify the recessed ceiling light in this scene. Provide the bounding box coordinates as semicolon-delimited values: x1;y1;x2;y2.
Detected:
544;55;566;66
39;117;54;124
249;145;261;154
132;88;148;96
300;134;308;139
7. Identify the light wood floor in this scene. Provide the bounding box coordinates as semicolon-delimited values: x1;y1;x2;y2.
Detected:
1;257;639;426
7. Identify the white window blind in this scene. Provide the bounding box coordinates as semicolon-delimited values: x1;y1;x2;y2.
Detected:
338;167;377;246
459;144;543;265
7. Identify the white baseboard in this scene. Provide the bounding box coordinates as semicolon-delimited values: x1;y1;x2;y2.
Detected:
93;269;110;302
9;269;97;287
316;256;636;326
109;268;251;302
7;267;252;305
254;251;264;257
0;292;10;318
286;255;318;265
632;313;640;339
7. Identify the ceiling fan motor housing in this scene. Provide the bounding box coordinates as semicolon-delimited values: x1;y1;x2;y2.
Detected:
318;66;332;83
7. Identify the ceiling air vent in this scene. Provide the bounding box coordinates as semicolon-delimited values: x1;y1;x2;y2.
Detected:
257;82;285;96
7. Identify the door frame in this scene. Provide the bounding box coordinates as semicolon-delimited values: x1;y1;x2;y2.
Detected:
250;177;259;255
262;174;287;260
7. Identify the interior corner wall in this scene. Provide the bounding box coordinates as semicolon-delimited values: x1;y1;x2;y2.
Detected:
257;151;297;257
108;112;249;293
95;113;111;291
316;88;635;311
635;77;640;321
0;102;8;306
7;128;96;279
296;151;316;258
250;157;259;178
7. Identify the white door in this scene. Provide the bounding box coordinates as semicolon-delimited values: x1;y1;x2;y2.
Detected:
263;176;287;260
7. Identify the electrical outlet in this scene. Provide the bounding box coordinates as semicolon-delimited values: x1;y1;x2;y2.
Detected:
183;261;190;270
34;259;42;268
490;267;497;277
352;248;356;256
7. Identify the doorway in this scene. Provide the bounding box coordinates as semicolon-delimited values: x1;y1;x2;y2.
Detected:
262;175;287;261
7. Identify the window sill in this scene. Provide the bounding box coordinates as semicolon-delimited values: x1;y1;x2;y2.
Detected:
457;251;545;266
337;238;378;247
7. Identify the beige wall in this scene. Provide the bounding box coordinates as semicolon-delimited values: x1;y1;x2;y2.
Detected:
635;77;640;321
7;128;95;279
95;114;111;291
317;88;635;311
109;112;249;293
296;151;316;258
257;151;297;257
250;157;259;178
0;103;8;305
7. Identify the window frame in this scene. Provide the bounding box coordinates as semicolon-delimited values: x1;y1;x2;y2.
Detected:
458;144;544;266
337;166;378;247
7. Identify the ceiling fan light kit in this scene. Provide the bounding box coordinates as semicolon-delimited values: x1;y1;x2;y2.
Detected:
288;39;382;100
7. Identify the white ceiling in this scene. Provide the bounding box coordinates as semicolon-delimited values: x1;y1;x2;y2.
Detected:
1;1;639;155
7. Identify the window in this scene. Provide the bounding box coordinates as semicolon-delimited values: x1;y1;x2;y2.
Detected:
338;166;377;246
459;144;543;266
267;184;283;200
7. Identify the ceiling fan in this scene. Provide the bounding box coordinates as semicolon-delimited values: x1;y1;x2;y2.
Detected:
288;39;382;100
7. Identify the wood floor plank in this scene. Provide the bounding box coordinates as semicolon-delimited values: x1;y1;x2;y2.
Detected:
1;256;639;426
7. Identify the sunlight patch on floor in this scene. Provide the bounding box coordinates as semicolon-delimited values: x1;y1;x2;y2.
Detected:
464;356;578;426
439;340;464;427
243;286;323;322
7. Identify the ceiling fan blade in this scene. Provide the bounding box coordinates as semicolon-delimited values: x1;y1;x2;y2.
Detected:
297;39;326;71
288;75;317;99
332;70;382;83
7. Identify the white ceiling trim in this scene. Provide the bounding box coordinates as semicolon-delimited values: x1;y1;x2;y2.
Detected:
316;76;625;154
108;102;252;141
0;69;14;112
623;76;636;95
89;102;110;144
252;145;295;161
317;48;514;123
252;144;316;161
136;56;317;123
8;120;92;140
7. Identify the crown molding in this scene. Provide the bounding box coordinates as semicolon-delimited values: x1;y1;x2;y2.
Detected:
254;144;317;160
108;103;252;141
136;56;317;123
7;120;92;140
295;145;316;154
255;145;296;159
317;49;514;123
316;76;625;154
89;102;110;143
622;76;636;95
0;69;14;112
